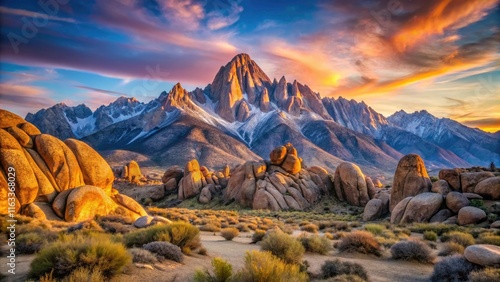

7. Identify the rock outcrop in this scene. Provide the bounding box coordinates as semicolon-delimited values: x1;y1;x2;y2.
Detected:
390;154;432;211
464;245;500;266
333;162;370;207
0;109;147;222
391;192;443;224
221;143;330;211
457;206;486;225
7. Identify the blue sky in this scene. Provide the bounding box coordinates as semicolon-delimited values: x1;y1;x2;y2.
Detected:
0;0;499;132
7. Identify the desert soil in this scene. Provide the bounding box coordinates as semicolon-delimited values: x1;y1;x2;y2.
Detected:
2;231;435;282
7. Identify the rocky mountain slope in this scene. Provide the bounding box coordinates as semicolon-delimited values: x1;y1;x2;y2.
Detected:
25;54;499;174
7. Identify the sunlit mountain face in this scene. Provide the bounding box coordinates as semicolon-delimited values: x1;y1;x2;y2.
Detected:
0;0;499;133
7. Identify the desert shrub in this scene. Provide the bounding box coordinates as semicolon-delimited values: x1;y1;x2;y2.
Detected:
390;239;435;263
333;221;349;231
423;230;438;241
410;223;458;235
194;257;233;282
261;230;305;264
392;227;412;237
251;229;266;243
16;232;55;254
300;223;319;233
220;228;239;241
431;255;478;282
441;231;475;247
324;232;334;240
29;233;131;279
477;234;500;246
198;246;208;256
143;241;183;263
124;221;200;252
470;267;500;282
235;250;308;282
364;224;385;235
438;242;465;256
236;223;251;232
99;221;134;234
299;234;332;255
337;231;381;256
96;214;135;225
200;223;221;232
321;259;368;280
61;267;105;282
128;248;158;264
470;199;486;210
67;220;104;233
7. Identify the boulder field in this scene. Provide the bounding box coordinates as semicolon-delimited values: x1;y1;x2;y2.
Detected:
0;109;147;221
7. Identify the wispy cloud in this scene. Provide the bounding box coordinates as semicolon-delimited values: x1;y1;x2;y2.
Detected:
0;6;77;23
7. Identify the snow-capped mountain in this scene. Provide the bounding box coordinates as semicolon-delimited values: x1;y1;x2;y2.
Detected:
26;54;500;173
388;110;500;165
26;97;146;139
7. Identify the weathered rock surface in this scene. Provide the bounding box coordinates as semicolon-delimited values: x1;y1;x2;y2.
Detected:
198;186;212;204
458;206;487;225
431;180;451;195
461;172;495;193
65;139;114;194
399;192;443;224
390;154;432;211
0;110;147;221
445;192;470;213
178;159;203;200
438;168;462;191
126;160;143;184
474;177;500;200
363;199;384;221
333;162;369;207
390;197;412;224
429;209;453;223
464;245;500;266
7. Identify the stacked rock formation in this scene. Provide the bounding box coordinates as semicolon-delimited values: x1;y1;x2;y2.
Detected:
382;153;499;225
175;160;229;201
0;109;147;222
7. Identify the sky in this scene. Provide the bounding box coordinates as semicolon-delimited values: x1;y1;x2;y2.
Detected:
0;0;499;132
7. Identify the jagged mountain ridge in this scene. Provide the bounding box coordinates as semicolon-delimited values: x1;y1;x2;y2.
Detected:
26;53;499;173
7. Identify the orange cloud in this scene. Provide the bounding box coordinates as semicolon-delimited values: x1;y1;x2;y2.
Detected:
391;0;497;52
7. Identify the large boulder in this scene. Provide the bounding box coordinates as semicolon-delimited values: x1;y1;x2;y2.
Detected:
464;245;500;266
431;180;451;195
333;162;369;207
35;134;85;191
399;192;443;224
429;209;453;223
0;129;39;205
390;154;431;211
281;154;301;174
458;206;487;225
161;165;184;184
270;146;287;165
64;185;119;222
438;168;462;191
366;177;376;199
445;192;470;213
198;186;212;204
363;199;384;221
126;160;143;184
474;177;500;200
461;172;495;193
178;159;203;200
65;139;114;194
390;197;412;224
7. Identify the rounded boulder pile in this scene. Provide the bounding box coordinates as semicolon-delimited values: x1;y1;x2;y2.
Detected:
0;109;147;222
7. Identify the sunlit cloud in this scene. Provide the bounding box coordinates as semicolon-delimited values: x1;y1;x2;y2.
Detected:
0;6;77;23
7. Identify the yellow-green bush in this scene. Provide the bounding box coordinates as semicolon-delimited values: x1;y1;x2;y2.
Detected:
220;228;239;241
251;229;266;243
440;231;475;247
124;221;200;252
423;231;438;241
438;242;465;256
235;251;308;282
299;234;332;255
470;267;500;282
364;224;385;235
194;257;233;282
29;233;131;280
261;230;304;264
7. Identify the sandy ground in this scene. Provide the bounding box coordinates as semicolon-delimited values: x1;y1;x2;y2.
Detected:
2;231;435;282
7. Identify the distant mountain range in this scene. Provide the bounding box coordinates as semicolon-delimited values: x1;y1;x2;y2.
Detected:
26;54;500;176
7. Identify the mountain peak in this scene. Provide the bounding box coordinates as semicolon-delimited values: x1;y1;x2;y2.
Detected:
210;54;272;122
163;82;194;112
